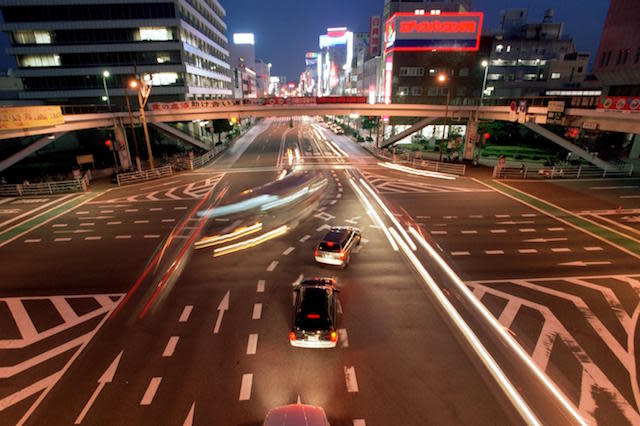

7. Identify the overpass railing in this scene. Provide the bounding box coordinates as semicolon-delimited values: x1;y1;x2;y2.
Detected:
0;174;89;196
116;165;173;186
493;164;634;180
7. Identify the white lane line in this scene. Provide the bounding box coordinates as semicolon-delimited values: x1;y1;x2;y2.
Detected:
54;238;71;242
548;227;565;232
257;280;265;293
338;329;349;348
107;221;122;225
519;228;536;233
621;195;640;199
491;229;507;234
518;249;538;254
330;200;337;205
344;366;359;393
283;246;295;256
150;208;163;211
584;246;604;252
496;214;510;218
140;377;162;405
183;402;195;426
144;235;160;239
79;223;95;227
266;261;278;272
353;420;366;426
239;374;253;401
135;220;149;224
246;334;258;355
162;219;175;223
485;250;504;255
76;211;89;215
469;214;483;219
461;230;478;235
125;209;138;213
252;303;262;320
430;230;447;235
5;299;38;341
215;218;230;222
443;215;457;219
162;336;179;357
84;236;102;241
591;185;638;190
451;251;470;256
52;224;67;228
100;210;114;214
24;239;41;243
179;305;193;323
115;235;132;240
299;235;311;243
174;206;188;210
522;213;537;217
417;215;431;219
551;248;571;253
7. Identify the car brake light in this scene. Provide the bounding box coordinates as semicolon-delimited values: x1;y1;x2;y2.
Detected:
339;251;345;260
306;313;320;319
289;331;296;341
327;241;334;247
314;249;319;256
330;331;337;342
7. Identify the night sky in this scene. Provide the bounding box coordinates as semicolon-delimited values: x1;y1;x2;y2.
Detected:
0;0;611;78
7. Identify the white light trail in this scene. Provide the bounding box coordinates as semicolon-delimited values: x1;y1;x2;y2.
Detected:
348;178;397;251
378;162;457;181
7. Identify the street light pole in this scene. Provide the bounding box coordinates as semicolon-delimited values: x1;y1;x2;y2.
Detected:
102;70;111;108
130;78;154;170
480;60;489;106
437;74;451;162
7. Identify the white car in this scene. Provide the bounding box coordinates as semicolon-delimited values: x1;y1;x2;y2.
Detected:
314;227;361;267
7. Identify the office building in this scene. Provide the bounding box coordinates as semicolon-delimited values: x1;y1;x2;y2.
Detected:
383;0;472;21
318;27;354;96
254;59;271;98
0;0;233;103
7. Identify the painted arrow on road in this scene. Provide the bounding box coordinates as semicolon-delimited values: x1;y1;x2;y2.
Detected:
183;402;195;426
559;261;612;267
213;291;230;334
74;351;123;424
524;238;568;243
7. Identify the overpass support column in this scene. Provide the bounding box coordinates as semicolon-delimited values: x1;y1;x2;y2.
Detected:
629;134;640;160
113;119;132;170
463;119;478;160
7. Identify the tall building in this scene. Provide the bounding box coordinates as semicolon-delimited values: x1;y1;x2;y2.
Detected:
0;0;233;104
229;33;257;99
383;0;472;21
302;52;320;96
593;0;640;96
483;9;591;100
254;59;271;98
318;27;354;96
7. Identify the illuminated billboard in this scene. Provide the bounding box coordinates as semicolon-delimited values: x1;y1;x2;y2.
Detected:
384;12;483;53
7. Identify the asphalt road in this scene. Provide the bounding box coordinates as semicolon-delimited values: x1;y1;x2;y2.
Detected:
1;118;638;425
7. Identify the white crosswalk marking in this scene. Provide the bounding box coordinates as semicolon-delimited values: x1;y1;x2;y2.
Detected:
361;170;489;194
101;174;225;203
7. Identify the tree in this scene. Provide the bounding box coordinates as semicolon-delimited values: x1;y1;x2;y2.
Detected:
361;116;379;138
211;119;233;144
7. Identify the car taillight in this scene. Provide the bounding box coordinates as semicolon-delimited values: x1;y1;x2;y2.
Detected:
330;331;337;342
306;313;320;319
314;249;319;256
289;331;296;341
339;251;345;260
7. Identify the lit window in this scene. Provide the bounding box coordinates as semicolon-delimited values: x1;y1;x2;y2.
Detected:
495;44;504;53
428;69;436;76
523;74;537;81
487;73;502;81
551;73;561;80
410;87;423;96
506;45;511;53
156;53;171;64
137;27;171;41
20;54;60;67
14;31;51;44
398;87;409;96
149;72;179;86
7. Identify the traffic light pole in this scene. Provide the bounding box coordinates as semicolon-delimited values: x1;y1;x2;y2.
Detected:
137;88;154;170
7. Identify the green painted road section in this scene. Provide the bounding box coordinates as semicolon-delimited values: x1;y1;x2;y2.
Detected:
0;193;96;245
487;179;640;257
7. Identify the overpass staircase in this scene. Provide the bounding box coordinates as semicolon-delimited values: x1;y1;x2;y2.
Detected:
380;117;438;149
150;122;211;151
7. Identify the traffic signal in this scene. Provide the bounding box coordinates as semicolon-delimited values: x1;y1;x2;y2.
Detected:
105;139;112;150
484;133;491;141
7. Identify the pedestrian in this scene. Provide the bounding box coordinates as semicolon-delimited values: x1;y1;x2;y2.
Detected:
520;163;525;175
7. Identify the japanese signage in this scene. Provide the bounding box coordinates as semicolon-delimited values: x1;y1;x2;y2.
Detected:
0;106;64;131
384;55;393;105
597;96;640;112
385;12;483;53
149;97;367;112
369;16;381;58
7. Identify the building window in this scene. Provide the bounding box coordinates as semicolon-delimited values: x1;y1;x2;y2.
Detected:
506;45;511;53
577;66;584;73
13;30;51;44
523;73;537;81
19;54;61;67
137;27;172;41
428;69;436;76
551;72;561;80
410;86;423;96
399;67;424;77
495;44;504;53
427;87;438;96
487;73;502;81
398;86;409;96
148;72;179;86
156;53;171;64
458;68;469;77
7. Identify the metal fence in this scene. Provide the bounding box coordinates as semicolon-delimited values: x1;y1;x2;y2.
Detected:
493;164;634;180
0;174;89;196
372;148;466;176
116;165;173;186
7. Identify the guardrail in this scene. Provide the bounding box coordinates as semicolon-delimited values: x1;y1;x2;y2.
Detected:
493;164;634;180
371;147;466;176
0;174;89;196
116;165;173;186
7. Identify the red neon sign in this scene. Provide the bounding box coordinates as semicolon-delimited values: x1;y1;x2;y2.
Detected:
399;20;477;34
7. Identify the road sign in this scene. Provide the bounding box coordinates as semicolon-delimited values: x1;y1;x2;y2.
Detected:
547;101;565;113
510;101;517;112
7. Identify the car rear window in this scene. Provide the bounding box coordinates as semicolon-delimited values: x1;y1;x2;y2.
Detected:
295;287;331;330
319;230;348;252
318;240;341;252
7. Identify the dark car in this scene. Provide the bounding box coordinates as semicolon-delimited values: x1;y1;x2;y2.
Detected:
264;404;330;426
314;227;361;268
289;278;339;348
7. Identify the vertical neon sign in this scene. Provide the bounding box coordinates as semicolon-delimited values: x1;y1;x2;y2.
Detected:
384;55;393;105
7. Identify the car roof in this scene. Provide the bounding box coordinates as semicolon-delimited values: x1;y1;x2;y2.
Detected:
323;228;351;242
264;404;328;426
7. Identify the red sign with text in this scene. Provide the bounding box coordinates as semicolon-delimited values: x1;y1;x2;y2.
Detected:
597;96;640;112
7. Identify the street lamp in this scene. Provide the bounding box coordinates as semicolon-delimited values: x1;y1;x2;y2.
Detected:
436;73;451;162
480;60;489;106
129;78;155;170
102;70;111;108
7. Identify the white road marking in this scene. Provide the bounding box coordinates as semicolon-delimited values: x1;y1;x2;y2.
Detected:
74;351;122;424
548;227;565;232
5;299;38;341
79;223;94;227
519;228;536;233
430;230;447;235
24;239;41;243
353;420;366;426
443;215;457;219
183;403;195;426
115;235;132;239
299;235;311;243
316;224;332;232
521;213;537;217
54;238;71;242
76;211;89;215
451;251;470;256
239;374;253;401
496;214;510;218
54;230;91;234
337;193;342;198
100;210;114;214
491;229;507;234
215;218;230;222
338;328;349;348
518;249;538;254
330;200;337;205
266;261;278;272
135;220;149;224
344;366;359;392
161;219;175;223
337;299;343;314
314;211;336;221
551;248;572;253
283;246;295;256
140;377;162;405
461;230;477;234
213;291;230;334
524;237;568;243
246;334;258;355
485;250;504;255
162;336;179;357
584;246;604;252
144;234;160;239
591;185;638;190
416;215;431;219
257;280;265;293
469;214;483;219
150;208;163;211
84;236;102;241
179;305;193;323
107;221;122;225
125;209;138;213
52;224;67;228
620;195;640;199
174;206;188;210
252;303;262;320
